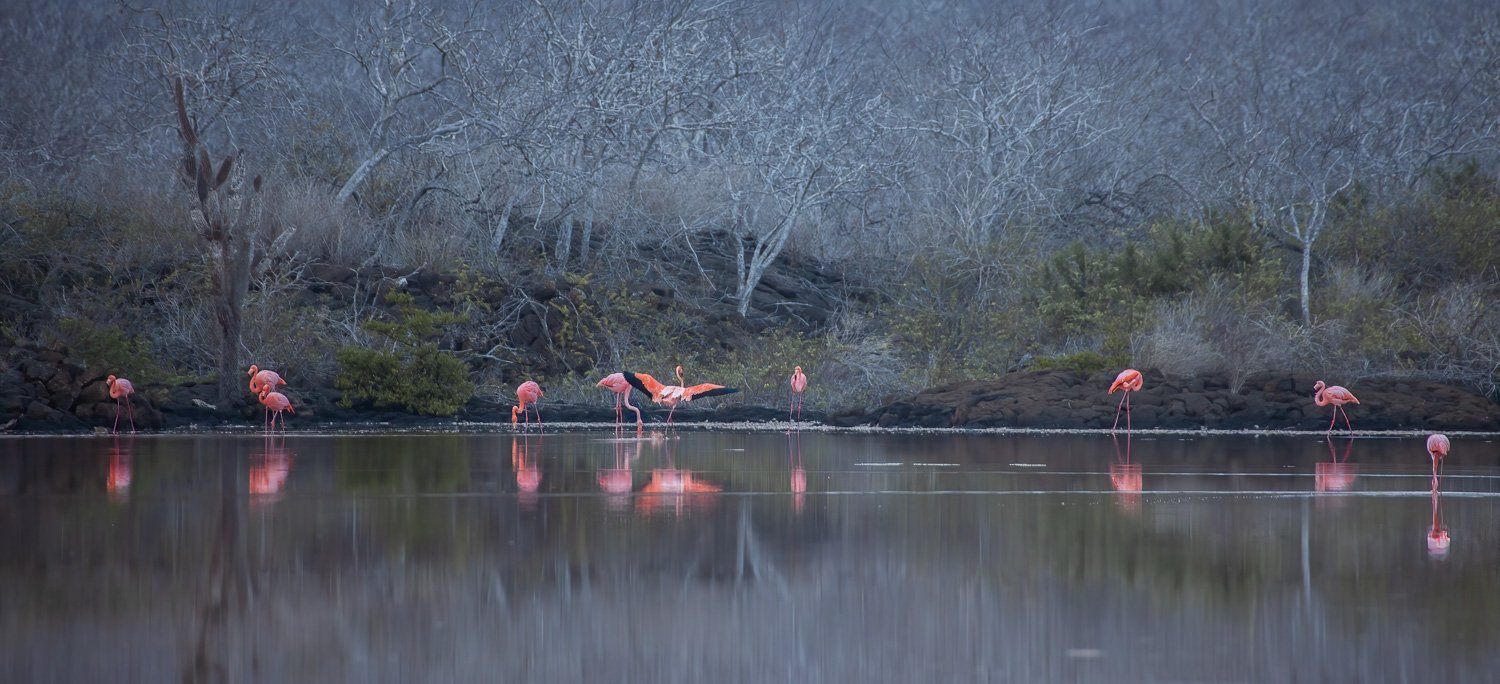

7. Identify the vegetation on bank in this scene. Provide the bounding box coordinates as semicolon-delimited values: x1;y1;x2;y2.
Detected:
2;1;1497;414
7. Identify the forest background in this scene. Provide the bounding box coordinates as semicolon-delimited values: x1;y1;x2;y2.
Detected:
3;0;1499;417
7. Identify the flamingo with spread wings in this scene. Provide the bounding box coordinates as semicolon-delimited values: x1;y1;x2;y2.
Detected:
624;366;738;425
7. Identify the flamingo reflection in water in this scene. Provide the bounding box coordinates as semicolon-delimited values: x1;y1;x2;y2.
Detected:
107;438;132;502
249;436;294;506
1315;436;1358;494
598;435;644;511
513;436;542;510
788;432;806;513
635;437;722;516
1427;487;1450;558
1108;432;1142;510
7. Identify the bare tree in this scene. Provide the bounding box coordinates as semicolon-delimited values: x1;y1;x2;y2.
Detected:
332;0;477;205
174;77;284;405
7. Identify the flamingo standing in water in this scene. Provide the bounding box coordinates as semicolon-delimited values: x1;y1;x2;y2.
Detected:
1427;433;1450;490
596;372;643;429
257;389;294;431
788;366;808;423
624;366;738;426
1108;369;1143;433
106;375;136;433
1312;380;1359;434
248;365;286;426
512;380;544;431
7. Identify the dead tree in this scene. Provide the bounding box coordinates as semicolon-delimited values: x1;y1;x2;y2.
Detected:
174;77;269;406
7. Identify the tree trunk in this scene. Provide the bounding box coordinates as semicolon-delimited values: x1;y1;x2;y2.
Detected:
1299;239;1313;327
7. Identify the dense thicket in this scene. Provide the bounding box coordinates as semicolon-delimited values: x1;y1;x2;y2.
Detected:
2;0;1498;411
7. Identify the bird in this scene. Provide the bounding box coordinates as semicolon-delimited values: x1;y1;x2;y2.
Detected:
513;380;544;431
623;366;739;426
248;365;287;426
596;372;643;429
106;375;136;433
789;366;808;423
1312;380;1359;434
247;364;286;394
1108;369;1144;433
257;389;294;431
1427;433;1450;490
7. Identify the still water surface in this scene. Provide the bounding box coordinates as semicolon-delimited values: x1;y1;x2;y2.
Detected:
2;430;1498;682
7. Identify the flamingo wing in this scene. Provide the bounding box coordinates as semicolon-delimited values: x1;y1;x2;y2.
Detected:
624;372;665;398
1109;369;1142;394
682;383;739;401
1327;386;1359;404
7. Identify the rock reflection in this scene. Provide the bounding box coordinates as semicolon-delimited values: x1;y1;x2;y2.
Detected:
1109;433;1141;510
248;436;294;507
106;438;131;503
512;435;542;509
1315;436;1358;495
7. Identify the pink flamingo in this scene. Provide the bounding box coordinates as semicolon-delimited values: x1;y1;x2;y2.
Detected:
788;432;806;513
624;366;738;426
248;365;286;425
257;389;294;431
106;375;136;433
1427;433;1450;491
1312;380;1359;433
1108;369;1143;433
247;364;286;393
512;380;544;431
596;372;643;429
789;366;808;422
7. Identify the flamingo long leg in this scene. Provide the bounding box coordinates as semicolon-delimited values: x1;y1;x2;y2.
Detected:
113;397;122;433
127;397;136;432
1111;392;1129;432
1339;406;1354;433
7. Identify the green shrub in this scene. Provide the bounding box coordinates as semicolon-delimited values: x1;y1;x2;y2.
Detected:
334;290;475;415
1027;350;1122;376
335;345;473;415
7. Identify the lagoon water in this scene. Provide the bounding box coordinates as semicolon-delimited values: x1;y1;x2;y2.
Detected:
2;429;1498;682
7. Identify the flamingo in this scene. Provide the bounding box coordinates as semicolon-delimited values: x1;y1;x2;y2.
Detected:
1312;380;1359;434
512;380;544;431
623;366;739;426
1427;433;1450;490
249;439;294;505
257;389;294;431
1108;369;1143;433
789;366;808;423
596;372;643;429
106;375;136;433
248;365;286;425
247;364;286;394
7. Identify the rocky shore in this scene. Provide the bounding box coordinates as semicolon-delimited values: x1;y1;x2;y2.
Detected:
4;342;1499;433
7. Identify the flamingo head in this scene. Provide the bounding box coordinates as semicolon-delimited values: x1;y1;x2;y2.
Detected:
247;365;259;377
1312;380;1326;393
675;365;685;382
511;406;520;424
106;374;117;387
257;389;269;401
